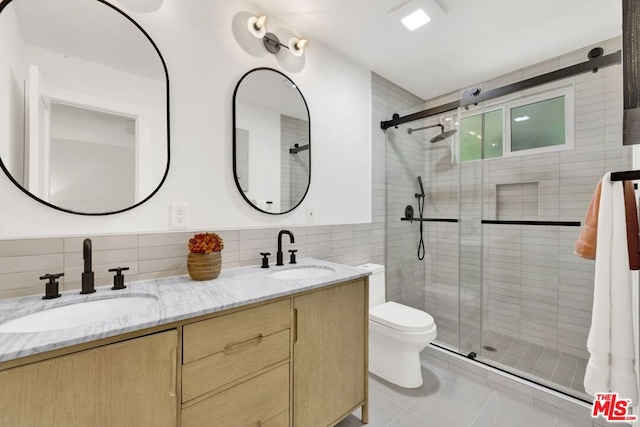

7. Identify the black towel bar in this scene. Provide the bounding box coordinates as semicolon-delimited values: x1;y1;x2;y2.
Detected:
611;170;640;181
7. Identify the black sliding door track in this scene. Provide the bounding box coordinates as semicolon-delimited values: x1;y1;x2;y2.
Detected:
381;50;621;130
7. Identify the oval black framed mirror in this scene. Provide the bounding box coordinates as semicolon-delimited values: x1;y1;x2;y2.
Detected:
0;0;170;215
233;68;310;215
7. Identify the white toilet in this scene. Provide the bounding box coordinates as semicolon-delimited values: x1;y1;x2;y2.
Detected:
357;263;437;388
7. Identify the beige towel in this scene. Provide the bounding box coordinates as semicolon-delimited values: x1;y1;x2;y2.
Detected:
575;179;602;260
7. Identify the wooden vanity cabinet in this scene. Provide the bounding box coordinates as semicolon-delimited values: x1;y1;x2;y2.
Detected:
0;330;178;427
180;299;292;427
293;278;368;426
179;278;368;427
0;277;368;427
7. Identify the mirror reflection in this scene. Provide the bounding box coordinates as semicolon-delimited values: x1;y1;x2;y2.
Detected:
0;0;169;214
233;68;310;214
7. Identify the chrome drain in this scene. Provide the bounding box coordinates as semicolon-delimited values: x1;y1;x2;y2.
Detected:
483;345;498;352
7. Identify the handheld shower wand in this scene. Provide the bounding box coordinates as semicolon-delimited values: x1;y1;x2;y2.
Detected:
416;176;425;198
416;176;426;260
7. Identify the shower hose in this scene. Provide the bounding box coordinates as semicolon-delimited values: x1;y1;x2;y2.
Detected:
417;194;425;260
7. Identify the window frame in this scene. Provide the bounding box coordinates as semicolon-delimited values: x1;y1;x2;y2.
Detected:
459;84;575;162
503;84;574;157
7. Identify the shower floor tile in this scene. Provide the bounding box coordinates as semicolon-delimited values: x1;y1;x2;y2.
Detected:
336;358;585;427
435;326;589;400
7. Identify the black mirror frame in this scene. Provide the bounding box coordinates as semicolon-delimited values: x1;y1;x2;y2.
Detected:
232;67;311;215
0;0;170;215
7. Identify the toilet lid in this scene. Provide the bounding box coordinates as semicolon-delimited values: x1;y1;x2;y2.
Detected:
370;301;434;333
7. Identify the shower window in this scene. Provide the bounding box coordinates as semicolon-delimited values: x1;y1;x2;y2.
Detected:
460;109;503;161
505;85;574;156
460;85;574;162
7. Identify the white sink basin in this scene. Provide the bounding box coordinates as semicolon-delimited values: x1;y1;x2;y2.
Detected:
269;266;335;280
0;296;158;333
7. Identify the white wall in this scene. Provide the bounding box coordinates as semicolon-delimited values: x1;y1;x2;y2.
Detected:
0;0;372;238
0;5;26;183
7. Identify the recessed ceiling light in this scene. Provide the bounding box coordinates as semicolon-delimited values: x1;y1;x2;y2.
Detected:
514;115;530;122
401;9;430;31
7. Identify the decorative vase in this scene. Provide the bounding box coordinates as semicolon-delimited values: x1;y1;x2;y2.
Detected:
187;252;222;281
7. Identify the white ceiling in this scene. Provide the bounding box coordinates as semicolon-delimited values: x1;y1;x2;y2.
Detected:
248;0;622;101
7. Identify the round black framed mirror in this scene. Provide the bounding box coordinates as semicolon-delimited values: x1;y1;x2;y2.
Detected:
233;68;310;215
0;0;170;215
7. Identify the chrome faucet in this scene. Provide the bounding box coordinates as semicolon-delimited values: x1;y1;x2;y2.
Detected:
80;238;95;294
276;230;295;266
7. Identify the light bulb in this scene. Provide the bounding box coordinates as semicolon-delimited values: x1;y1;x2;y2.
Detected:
288;37;307;57
247;15;267;38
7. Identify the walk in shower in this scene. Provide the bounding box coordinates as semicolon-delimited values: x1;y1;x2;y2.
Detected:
381;38;633;401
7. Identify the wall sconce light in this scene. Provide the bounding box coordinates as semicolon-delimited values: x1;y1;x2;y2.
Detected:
288;37;307;57
247;15;267;38
246;14;308;57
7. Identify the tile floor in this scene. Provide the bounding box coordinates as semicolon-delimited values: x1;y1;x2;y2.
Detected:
336;358;587;427
436;319;589;400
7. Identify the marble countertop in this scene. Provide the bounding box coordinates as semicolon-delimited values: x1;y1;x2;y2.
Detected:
0;258;370;363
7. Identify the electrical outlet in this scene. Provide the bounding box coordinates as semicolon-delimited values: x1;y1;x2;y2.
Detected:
170;203;188;229
306;206;315;224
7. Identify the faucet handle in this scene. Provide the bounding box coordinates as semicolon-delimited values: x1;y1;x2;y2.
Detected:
288;249;298;265
40;272;64;281
109;267;130;290
260;252;271;269
40;273;64;299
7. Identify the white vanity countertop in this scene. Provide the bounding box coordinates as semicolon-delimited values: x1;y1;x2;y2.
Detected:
0;258;370;363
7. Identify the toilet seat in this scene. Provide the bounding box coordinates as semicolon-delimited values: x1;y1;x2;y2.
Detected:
370;301;434;333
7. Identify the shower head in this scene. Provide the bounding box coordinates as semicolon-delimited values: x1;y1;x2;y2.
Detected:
430;129;457;143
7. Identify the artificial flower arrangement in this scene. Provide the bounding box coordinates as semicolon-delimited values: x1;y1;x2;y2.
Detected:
188;232;224;253
187;232;224;280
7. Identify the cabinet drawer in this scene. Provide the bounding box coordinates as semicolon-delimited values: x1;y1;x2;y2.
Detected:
181;363;289;427
183;299;291;364
263;410;289;427
182;329;290;402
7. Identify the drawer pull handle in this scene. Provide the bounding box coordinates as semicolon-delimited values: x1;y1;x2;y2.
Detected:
169;346;177;398
293;309;298;344
223;334;263;355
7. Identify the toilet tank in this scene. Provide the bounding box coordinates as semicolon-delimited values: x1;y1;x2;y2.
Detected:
356;263;385;308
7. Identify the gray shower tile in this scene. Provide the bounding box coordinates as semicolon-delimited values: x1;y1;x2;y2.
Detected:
486;371;535;406
448;355;488;385
339;388;405;427
389;411;435;427
533;389;594;427
407;372;494;427
470;392;557;427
